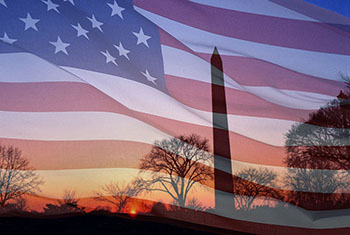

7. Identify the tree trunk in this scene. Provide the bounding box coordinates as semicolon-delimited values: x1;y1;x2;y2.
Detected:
178;197;185;208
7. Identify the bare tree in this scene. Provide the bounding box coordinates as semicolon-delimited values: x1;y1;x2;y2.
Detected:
285;77;350;170
234;168;278;210
14;197;28;212
59;189;79;208
0;197;28;215
284;79;350;209
43;189;83;215
95;179;144;213
186;197;204;211
59;189;84;212
0;145;43;207
283;167;350;209
139;134;213;207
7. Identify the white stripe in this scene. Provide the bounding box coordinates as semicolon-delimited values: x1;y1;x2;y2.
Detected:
33;167;350;229
1;107;349;193
24;165;350;198
135;7;350;80
212;190;350;229
0;111;169;143
190;0;319;22
0;51;335;111
0;53;345;146
0;110;293;146
231;160;350;193
3;107;350;190
0;52;296;146
59;67;297;146
1;107;350;147
161;45;334;110
0;53;82;83
62;66;213;127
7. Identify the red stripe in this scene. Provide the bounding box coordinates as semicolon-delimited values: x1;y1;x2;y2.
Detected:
0;138;151;170
166;75;313;121
233;176;350;211
0;82;126;112
159;29;345;96
6;143;348;211
2;139;348;210
0;80;313;121
4;82;350;170
200;53;344;96
0;108;286;168
0;82;287;167
4;136;350;171
134;0;350;54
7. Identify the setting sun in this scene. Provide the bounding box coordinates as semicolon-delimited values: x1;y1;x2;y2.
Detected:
130;209;137;216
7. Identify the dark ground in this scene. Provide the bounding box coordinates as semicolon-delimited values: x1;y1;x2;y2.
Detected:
0;214;250;234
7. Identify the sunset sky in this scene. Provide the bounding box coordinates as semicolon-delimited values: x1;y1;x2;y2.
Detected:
1;1;350;226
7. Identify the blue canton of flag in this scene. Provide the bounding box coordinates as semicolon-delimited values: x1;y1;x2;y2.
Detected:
0;0;167;91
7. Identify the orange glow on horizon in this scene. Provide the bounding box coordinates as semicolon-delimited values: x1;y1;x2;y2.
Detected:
129;209;138;217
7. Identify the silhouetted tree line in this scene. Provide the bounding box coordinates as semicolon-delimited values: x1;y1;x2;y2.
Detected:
138;134;213;208
233;168;280;210
0;145;42;214
3;78;350;215
232;80;350;211
283;80;350;210
43;189;85;215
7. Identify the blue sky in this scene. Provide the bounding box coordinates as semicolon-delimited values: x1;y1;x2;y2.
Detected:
304;0;350;17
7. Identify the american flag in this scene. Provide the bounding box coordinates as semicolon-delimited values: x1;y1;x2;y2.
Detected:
1;0;350;233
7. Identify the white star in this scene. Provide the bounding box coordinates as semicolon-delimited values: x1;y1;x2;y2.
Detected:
0;32;16;44
108;1;124;19
0;0;7;7
133;28;151;47
42;0;60;13
142;70;157;85
114;42;130;60
50;36;70;55
72;23;89;39
63;0;74;5
101;50;118;66
19;13;40;31
87;14;103;32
